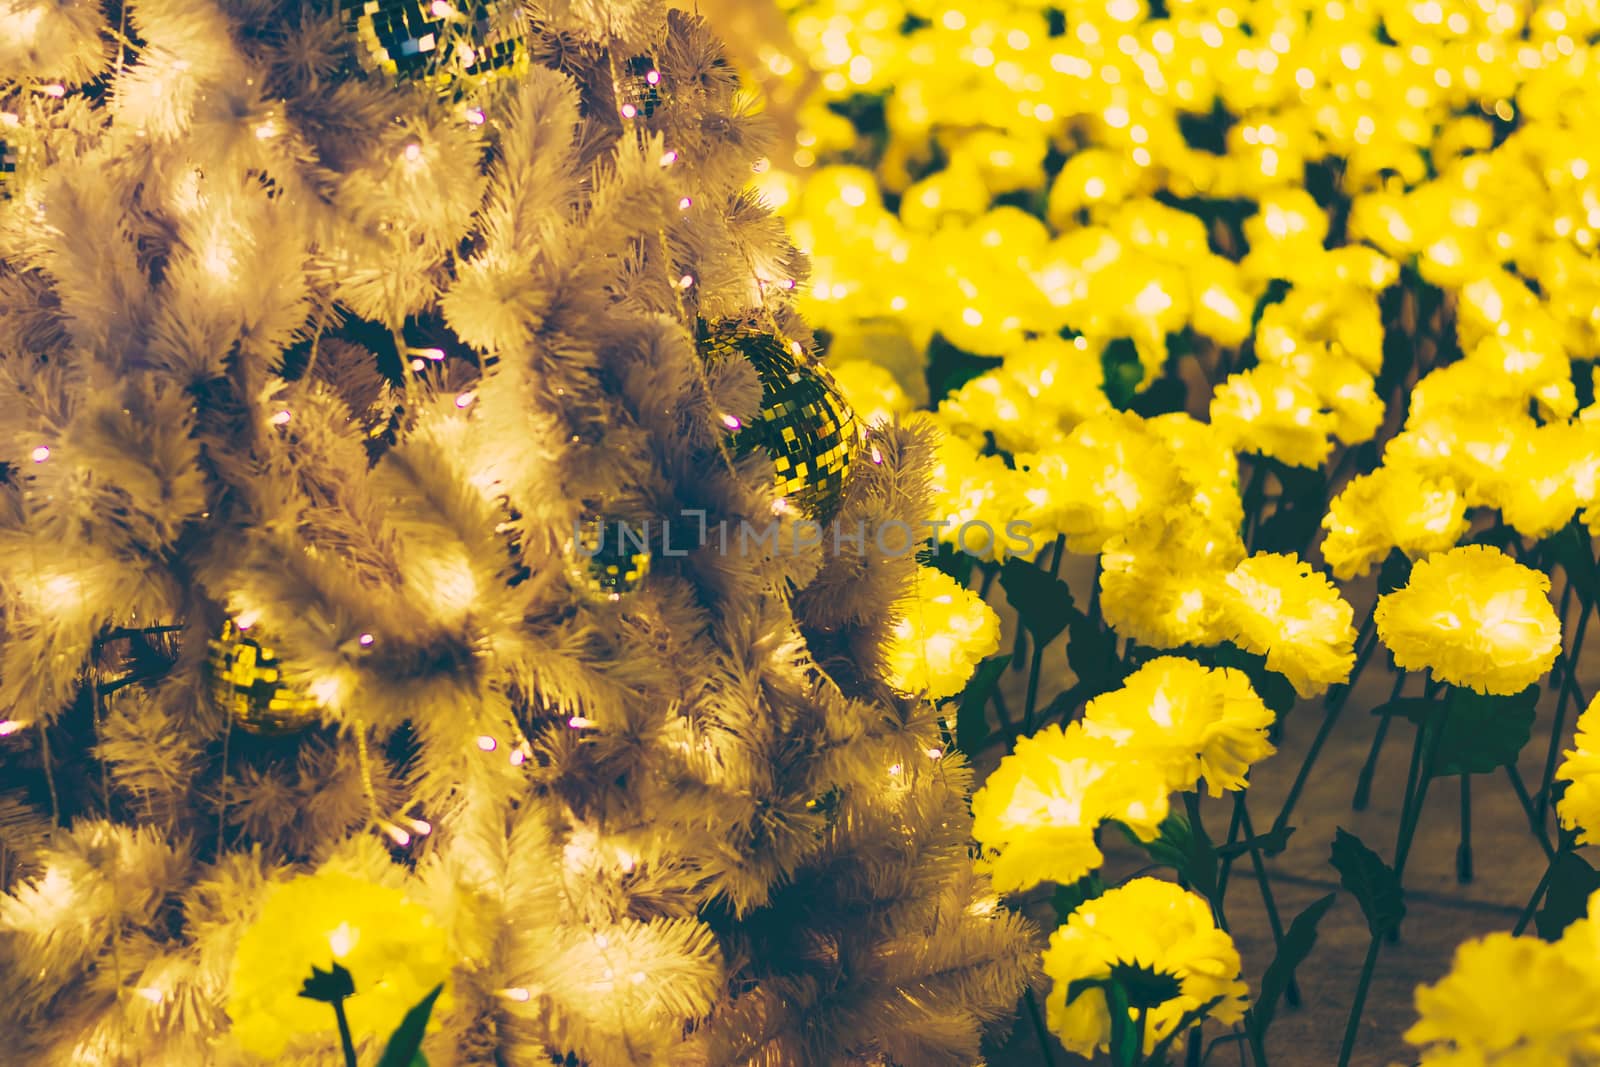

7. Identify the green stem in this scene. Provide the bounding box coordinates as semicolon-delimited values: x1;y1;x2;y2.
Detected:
1538;594;1591;823
1271;618;1379;834
1455;773;1473;884
1336;935;1383;1067
1513;853;1560;937
332;999;358;1067
1022;537;1067;734
1024;989;1060;1067
1505;763;1555;859
1238;795;1299;1008
1353;667;1408;811
1393;718;1441;882
1133;1008;1148;1066
1214;799;1247;902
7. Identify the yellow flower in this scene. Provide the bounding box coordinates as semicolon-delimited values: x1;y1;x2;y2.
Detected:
1498;421;1600;541
884;566;1002;702
1082;657;1275;796
1557;695;1600;847
1099;514;1242;651
1209;365;1336;469
939;335;1111;453
924;422;1030;560
1042;878;1249;1058
1406;932;1600;1066
1320;465;1471;580
827;359;913;428
972;723;1171;894
1221;552;1357;698
1018;411;1183;555
228;870;453;1060
1374;545;1562;696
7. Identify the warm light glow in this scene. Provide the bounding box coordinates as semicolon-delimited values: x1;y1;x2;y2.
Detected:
29;445;49;462
328;922;358;957
476;734;497;751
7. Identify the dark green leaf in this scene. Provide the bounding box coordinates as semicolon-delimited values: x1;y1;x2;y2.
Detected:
1038;682;1088;725
1213;645;1298;717
925;333;1002;405
1330;827;1405;937
1139;813;1219;903
1536;852;1600;941
1216;824;1296;860
1385;687;1538;776
999;558;1077;648
375;983;445;1067
1252;893;1336;1036
1250;279;1293;332
1552;522;1600;605
1100;339;1145;410
954;654;1010;757
929;542;976;587
1064;976;1110;1008
1066;615;1124;699
1376;549;1414;596
1052;870;1105;923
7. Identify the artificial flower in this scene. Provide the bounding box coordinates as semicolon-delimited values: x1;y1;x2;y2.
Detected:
1406;931;1600;1066
228;870;453;1059
972;723;1170;894
1082;656;1275;795
1320;464;1471;580
884;566;1002;701
1209;365;1336;469
1557;694;1600;847
1042;877;1249;1057
1221;552;1357;698
1374;545;1562;696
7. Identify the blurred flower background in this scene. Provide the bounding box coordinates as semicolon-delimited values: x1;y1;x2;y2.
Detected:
720;0;1600;1062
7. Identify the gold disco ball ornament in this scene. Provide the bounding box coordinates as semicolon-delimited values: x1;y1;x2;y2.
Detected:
565;514;653;603
208;619;323;735
338;0;526;91
700;321;858;523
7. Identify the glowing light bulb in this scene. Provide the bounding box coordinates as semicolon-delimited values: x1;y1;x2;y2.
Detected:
502;987;532;1002
410;358;425;371
568;715;597;729
406;818;433;837
620;103;638;119
476;735;497;751
328;922;358;957
270;410;292;425
43;84;66;98
403;143;422;162
0;720;26;737
358;632;374;646
465;107;486;126
660;150;678;166
678;196;692;209
721;414;742;430
645;69;660;85
234;611;260;631
136;987;163;1004
421;347;446;361
30;446;49;462
677;274;694;289
430;0;452;14
455;391;475;409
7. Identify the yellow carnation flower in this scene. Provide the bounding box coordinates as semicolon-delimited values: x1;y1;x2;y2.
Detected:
1556;695;1600;846
1374;545;1562;696
939;336;1111;454
884;566;1002;702
1406;931;1600;1066
1320;465;1471;580
924;422;1028;560
1082;657;1275;795
1221;552;1357;698
228;870;453;1060
971;723;1170;894
1018;412;1183;555
1042;878;1249;1058
1099;515;1241;650
1209;365;1336;469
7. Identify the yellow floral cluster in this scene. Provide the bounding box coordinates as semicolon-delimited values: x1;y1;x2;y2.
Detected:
1407;891;1600;1065
227;870;454;1059
883;563;1003;700
972;655;1274;890
1044;878;1250;1058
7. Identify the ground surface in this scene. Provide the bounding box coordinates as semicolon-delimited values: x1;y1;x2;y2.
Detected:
978;562;1584;1067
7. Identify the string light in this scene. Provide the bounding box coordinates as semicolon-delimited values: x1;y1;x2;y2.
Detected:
0;719;26;737
660;150;678;166
721;414;743;430
568;715;596;729
270;410;291;426
358;632;374;646
455;391;476;409
677;274;695;289
678;196;692;209
42;84;65;98
501;987;532;1002
465;107;486;125
402;143;422;163
476;735;497;751
29;446;49;462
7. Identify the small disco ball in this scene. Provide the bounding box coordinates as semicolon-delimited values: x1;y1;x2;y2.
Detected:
699;321;858;523
565;514;652;602
617;55;661;119
208;619;323;735
339;0;526;91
